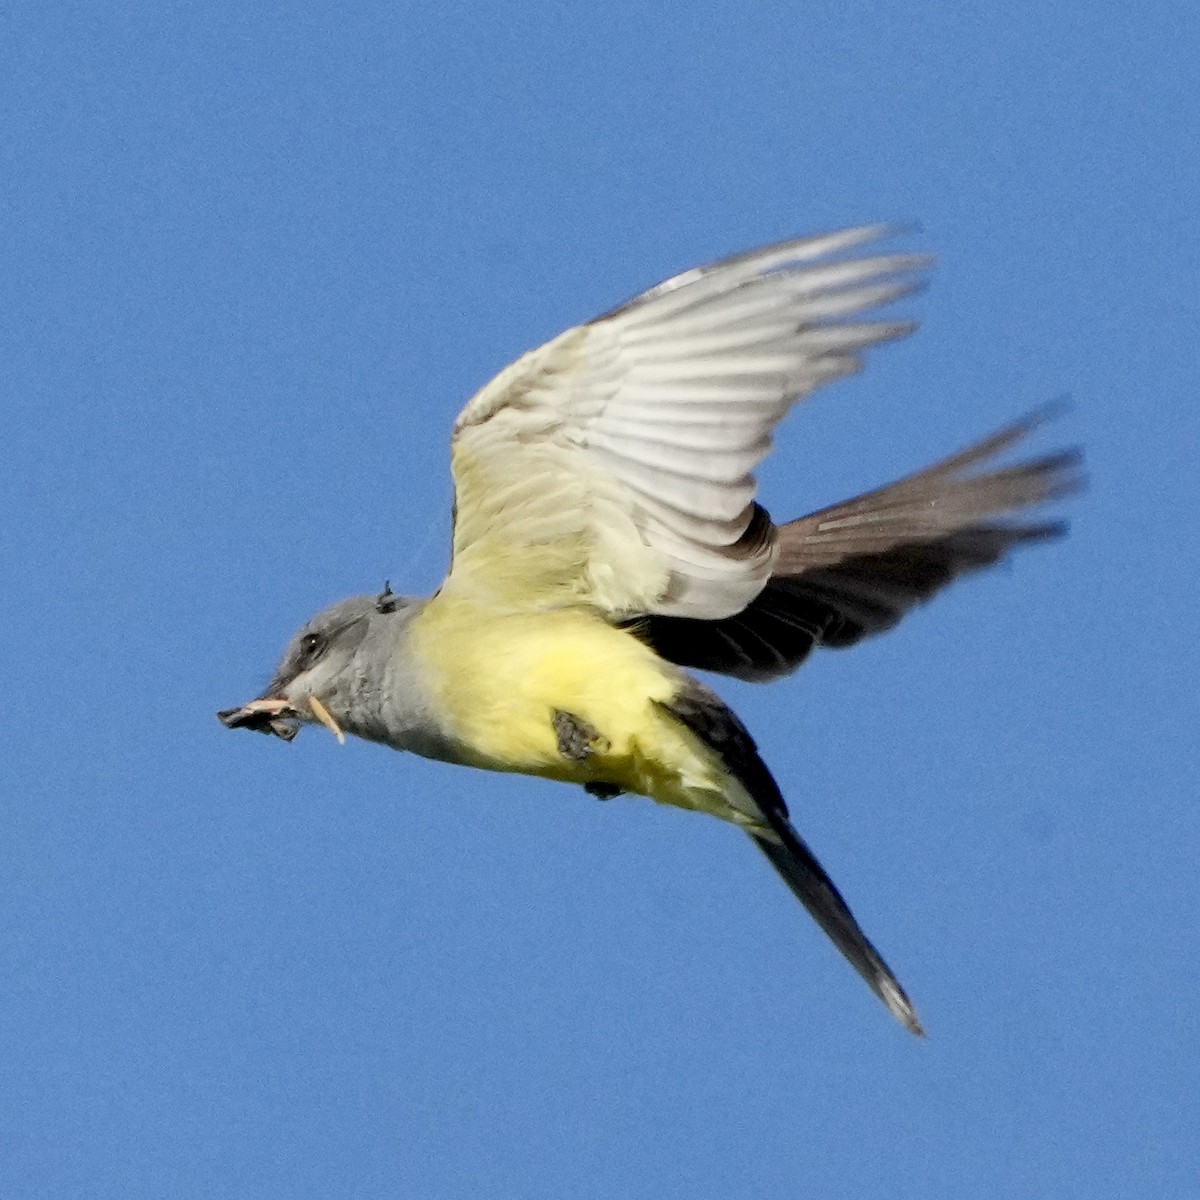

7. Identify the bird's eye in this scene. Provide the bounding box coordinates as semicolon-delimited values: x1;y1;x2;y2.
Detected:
297;632;322;661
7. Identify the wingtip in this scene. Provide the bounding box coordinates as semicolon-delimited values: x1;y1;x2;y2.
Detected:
817;220;916;247
591;222;930;325
780;222;926;268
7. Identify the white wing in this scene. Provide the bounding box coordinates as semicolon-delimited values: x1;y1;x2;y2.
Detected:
443;225;929;619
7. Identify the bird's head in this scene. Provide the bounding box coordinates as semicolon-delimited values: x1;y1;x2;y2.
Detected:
218;585;420;744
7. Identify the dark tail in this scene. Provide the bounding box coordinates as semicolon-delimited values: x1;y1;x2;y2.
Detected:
660;684;925;1035
750;821;923;1035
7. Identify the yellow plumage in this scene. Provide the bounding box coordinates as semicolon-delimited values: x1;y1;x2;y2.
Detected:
407;590;752;826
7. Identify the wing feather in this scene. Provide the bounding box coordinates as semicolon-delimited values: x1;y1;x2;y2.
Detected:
445;227;929;618
630;412;1083;679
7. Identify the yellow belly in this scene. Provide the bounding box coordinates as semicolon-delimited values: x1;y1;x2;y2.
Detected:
406;592;740;821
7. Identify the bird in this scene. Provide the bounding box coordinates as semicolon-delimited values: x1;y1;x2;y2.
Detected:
219;225;1080;1035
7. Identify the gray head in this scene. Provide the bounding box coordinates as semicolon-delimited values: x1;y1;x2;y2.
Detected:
218;585;424;745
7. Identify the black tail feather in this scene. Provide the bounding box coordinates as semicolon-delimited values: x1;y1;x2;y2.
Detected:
659;683;924;1035
750;824;923;1035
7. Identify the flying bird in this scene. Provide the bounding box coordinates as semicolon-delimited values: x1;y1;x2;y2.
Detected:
219;225;1080;1035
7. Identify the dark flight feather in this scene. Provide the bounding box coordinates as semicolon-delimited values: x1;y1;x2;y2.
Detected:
634;411;1082;681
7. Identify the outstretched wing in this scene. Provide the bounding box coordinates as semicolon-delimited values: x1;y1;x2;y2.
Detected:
443;226;928;618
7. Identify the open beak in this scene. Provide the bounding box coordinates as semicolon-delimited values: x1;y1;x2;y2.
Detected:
217;696;303;741
217;694;345;744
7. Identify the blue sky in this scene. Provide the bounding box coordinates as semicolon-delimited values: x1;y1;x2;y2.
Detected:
3;2;1198;1197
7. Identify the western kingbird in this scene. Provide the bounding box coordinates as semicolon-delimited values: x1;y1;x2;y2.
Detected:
219;226;1079;1035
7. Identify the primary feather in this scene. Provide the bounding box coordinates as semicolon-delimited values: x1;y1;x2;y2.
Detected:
446;226;930;619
